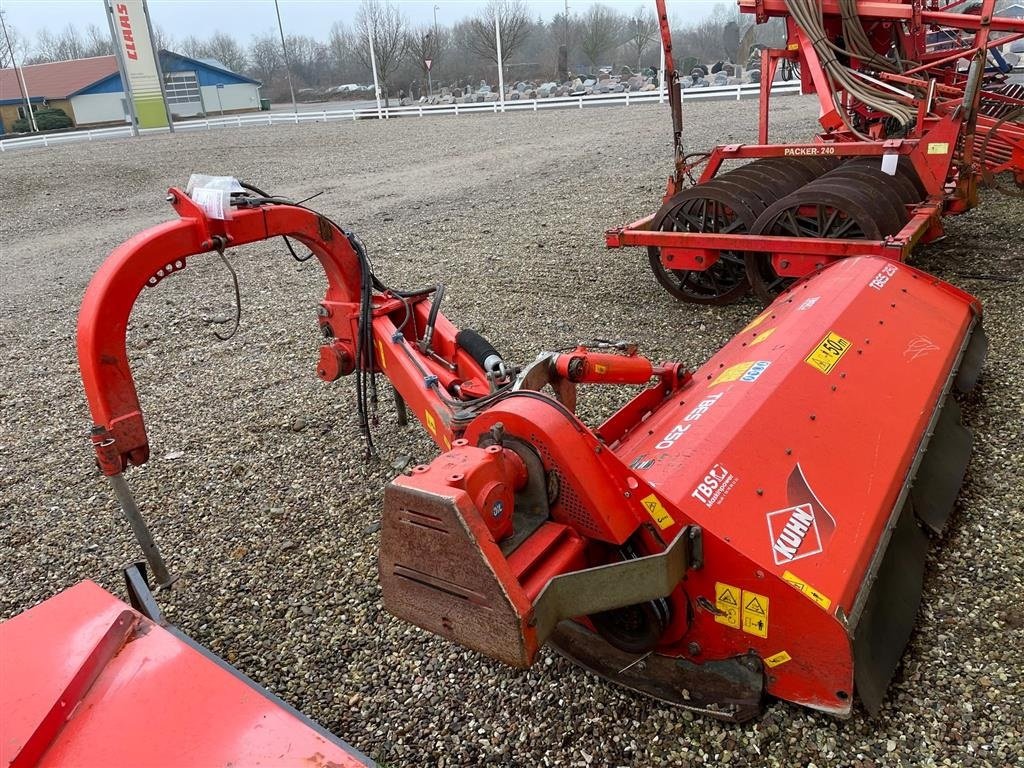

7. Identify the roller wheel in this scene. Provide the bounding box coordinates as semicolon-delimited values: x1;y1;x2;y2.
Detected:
744;178;899;304
646;183;756;305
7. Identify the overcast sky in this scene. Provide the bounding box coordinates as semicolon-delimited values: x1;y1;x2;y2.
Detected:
3;0;723;44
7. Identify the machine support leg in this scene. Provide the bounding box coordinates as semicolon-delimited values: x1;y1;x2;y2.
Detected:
393;386;409;427
107;473;175;588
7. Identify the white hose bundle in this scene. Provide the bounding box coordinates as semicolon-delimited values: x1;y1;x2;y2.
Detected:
785;0;919;131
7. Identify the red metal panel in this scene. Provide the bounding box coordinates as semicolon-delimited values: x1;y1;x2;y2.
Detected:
0;582;372;767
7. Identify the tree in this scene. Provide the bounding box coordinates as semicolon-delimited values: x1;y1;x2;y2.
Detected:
406;24;447;86
202;31;247;72
83;24;113;57
579;4;624;68
354;0;409;106
177;35;205;59
31;25;87;62
285;34;329;86
249;32;283;86
0;14;28;69
466;0;532;67
152;24;174;53
627;6;658;71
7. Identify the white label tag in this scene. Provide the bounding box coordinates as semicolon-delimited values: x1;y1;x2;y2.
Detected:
881;153;898;176
191;186;228;219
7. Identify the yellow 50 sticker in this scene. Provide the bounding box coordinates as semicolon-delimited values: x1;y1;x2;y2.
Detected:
805;331;851;374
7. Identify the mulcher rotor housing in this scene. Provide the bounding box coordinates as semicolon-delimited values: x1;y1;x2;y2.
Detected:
609;0;1024;305
73;180;987;720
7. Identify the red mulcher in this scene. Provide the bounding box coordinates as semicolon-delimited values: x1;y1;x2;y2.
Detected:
67;186;984;720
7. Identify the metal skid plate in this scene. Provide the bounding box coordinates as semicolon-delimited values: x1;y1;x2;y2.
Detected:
550;622;765;722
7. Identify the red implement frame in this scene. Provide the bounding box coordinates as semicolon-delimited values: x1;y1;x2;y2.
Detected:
606;0;1024;281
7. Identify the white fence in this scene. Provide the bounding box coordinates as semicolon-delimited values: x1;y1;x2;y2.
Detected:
0;81;801;153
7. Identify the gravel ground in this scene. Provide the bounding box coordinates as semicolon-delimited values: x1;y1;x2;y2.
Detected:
1;97;1022;767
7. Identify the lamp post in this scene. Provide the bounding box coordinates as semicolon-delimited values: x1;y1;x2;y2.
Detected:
273;0;298;116
367;21;383;118
495;14;505;112
1;11;38;132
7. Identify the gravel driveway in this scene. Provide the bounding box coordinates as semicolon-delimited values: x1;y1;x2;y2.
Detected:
1;97;1021;767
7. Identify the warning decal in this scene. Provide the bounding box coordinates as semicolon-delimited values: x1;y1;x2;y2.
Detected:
805;331;851;374
782;570;832;611
741;590;770;638
424;410;437;435
743;311;770;333
751;328;775;346
715;582;741;629
765;650;792;668
640;493;675;530
711;361;755;387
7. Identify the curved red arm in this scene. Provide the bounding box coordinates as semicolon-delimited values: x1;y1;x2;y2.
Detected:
77;189;364;475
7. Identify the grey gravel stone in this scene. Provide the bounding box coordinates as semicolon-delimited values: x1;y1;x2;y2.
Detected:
1;96;1021;767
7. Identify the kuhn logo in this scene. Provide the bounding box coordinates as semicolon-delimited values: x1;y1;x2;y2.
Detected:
691;463;738;508
116;4;139;60
767;503;822;564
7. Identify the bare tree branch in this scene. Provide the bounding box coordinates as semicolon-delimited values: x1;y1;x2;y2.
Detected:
580;4;624;68
627;6;658;71
466;0;531;67
354;0;409;105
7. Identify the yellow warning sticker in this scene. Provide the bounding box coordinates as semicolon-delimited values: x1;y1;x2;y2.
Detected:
927;142;949;155
375;338;387;370
595;363;608;374
742;311;770;333
782;570;832;611
424;410;437;435
751;328;775;346
805;331;851;374
765;650;792;668
443;435;451;450
715;582;741;629
640;493;674;530
741;590;770;638
711;361;754;387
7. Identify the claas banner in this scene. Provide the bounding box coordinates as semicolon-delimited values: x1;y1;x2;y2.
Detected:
105;0;168;129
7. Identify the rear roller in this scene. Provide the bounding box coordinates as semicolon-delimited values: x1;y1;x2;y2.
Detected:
744;168;917;304
647;159;822;305
646;183;756;305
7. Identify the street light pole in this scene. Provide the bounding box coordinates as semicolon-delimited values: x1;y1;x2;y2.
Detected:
495;14;505;113
367;22;383;119
0;11;38;132
273;0;298;115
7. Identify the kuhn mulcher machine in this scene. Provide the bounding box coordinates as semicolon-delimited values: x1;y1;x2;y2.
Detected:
72;175;985;722
607;0;1024;304
7;4;1017;756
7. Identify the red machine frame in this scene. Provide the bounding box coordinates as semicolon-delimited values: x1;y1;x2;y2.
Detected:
606;0;1024;294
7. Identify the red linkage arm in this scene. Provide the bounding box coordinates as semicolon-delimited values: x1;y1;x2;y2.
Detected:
77;189;365;475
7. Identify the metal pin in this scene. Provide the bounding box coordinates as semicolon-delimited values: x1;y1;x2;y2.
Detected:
618;651;653;674
108;474;175;588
